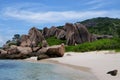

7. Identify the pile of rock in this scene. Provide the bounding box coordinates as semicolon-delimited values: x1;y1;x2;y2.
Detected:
0;27;65;59
42;23;93;45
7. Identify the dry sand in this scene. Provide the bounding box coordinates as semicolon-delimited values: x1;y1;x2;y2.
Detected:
24;50;120;80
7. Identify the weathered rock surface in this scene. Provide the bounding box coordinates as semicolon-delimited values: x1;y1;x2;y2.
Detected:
64;23;76;39
20;35;31;47
42;26;62;38
0;49;7;54
41;40;48;48
57;30;66;40
75;23;90;43
64;23;91;45
37;44;65;60
46;44;65;57
42;27;49;38
28;27;45;47
17;47;32;54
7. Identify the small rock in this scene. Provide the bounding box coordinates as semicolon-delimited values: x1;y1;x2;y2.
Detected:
107;70;118;76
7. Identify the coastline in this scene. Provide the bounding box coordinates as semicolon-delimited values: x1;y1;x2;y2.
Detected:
24;50;120;80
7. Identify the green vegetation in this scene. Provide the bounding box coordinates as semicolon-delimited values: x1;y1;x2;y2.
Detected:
79;17;120;37
46;37;66;46
65;38;120;52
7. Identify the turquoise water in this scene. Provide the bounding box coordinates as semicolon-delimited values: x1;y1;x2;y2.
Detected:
0;60;98;80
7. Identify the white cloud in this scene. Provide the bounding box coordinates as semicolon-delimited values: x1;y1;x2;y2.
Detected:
85;0;102;5
84;0;110;10
3;8;120;23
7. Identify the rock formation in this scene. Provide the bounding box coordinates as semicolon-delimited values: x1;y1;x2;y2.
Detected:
63;23;91;45
57;30;66;40
28;27;45;47
42;27;49;38
20;35;31;47
37;44;65;60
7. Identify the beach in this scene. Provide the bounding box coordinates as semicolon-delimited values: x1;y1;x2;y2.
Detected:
25;50;120;80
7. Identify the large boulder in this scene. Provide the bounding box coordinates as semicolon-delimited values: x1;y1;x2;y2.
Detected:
57;30;66;40
43;26;62;38
66;32;76;45
64;23;91;45
64;23;76;39
75;23;90;43
42;27;49;38
0;49;7;54
7;45;19;54
28;27;45;47
17;47;32;54
20;35;31;47
46;44;65;57
48;26;58;37
55;28;62;38
36;44;65;60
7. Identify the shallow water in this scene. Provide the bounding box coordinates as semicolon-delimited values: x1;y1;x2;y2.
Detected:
0;60;98;80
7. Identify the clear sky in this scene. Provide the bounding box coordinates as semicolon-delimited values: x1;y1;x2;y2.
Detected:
0;0;120;46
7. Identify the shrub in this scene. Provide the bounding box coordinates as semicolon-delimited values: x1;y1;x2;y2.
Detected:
46;37;66;46
65;38;120;52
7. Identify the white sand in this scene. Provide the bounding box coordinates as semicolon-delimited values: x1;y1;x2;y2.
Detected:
49;51;120;80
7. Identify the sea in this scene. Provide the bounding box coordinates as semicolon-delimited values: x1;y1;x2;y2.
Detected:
0;60;98;80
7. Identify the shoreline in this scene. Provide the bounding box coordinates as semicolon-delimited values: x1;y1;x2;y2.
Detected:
23;57;91;73
23;50;120;80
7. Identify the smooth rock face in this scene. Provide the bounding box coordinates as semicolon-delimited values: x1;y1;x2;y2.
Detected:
28;27;45;47
64;23;76;39
46;44;65;57
42;27;49;38
17;47;32;54
55;29;62;38
20;35;31;47
57;30;66;40
64;23;91;45
0;49;7;54
48;26;58;37
66;32;75;45
75;23;90;43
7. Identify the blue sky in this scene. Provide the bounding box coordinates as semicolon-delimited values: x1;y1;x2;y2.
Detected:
0;0;120;46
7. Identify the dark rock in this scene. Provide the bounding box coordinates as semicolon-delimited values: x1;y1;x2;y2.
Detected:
107;70;118;76
42;27;49;38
